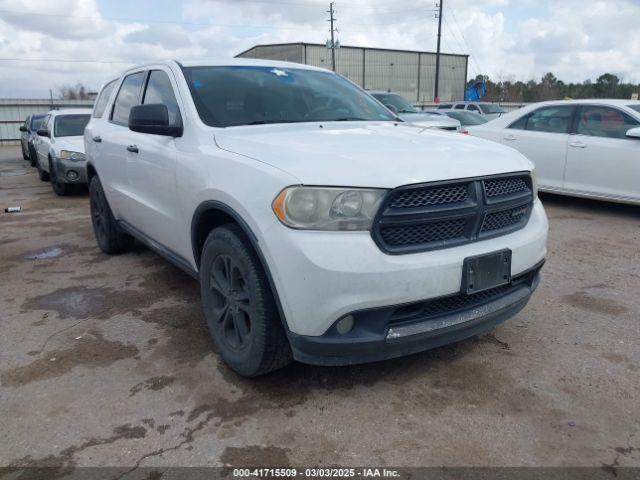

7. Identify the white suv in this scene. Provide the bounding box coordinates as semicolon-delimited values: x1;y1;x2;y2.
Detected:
85;60;548;377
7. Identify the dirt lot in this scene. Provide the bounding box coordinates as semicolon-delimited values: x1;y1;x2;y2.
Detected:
0;146;639;472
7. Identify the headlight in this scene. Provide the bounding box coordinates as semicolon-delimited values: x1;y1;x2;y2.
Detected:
272;186;387;231
59;150;86;162
531;168;538;198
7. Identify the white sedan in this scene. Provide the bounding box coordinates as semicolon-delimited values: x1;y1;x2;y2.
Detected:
468;99;640;205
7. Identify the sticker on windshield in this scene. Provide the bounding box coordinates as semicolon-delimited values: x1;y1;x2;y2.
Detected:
270;68;288;77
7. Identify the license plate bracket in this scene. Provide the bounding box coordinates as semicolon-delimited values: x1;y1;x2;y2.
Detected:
462;249;512;294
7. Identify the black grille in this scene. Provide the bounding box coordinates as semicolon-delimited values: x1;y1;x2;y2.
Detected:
372;173;533;254
481;204;530;233
380;219;466;246
484;176;529;198
389;266;539;325
389;183;468;209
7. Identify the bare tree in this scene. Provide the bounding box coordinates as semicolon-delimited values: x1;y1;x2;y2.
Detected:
57;83;91;100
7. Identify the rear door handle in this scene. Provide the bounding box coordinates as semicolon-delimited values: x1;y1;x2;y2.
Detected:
569;141;586;148
126;145;139;154
92;136;102;143
503;134;516;141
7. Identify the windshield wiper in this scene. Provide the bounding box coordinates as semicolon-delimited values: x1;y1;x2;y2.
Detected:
333;117;370;122
244;120;300;125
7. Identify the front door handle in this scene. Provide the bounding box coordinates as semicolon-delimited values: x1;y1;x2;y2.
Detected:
92;136;102;143
503;134;516;141
569;141;586;148
126;145;139;154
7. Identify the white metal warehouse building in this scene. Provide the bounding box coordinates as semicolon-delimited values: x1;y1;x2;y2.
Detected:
236;42;469;104
0;99;94;145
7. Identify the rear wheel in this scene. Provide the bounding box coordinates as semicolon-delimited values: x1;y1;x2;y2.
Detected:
50;159;72;196
89;176;134;254
200;224;292;377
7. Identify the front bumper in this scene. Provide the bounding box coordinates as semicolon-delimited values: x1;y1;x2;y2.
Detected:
288;262;542;366
53;158;88;184
261;199;548;338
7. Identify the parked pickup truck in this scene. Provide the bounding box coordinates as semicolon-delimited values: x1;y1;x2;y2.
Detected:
85;59;548;377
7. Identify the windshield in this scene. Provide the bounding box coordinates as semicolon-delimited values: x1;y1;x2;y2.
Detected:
182;66;396;127
372;93;417;113
480;104;505;114
30;115;45;130
628;105;640;114
53;114;90;137
445;110;488;126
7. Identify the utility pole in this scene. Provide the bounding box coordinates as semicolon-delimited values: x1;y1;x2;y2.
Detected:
328;2;337;72
434;0;443;103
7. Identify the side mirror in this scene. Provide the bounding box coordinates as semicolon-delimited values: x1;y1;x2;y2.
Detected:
19;125;27;132
128;104;182;137
625;127;640;139
384;104;399;115
36;128;50;138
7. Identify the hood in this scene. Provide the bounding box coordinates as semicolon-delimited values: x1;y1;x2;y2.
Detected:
53;136;85;154
397;113;460;130
214;122;532;188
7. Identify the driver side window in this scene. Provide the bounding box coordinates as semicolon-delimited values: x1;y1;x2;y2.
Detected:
576;105;639;140
143;70;181;126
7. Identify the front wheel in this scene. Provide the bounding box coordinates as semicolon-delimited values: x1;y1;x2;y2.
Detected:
50;159;71;196
36;158;49;181
200;224;292;377
89;176;134;254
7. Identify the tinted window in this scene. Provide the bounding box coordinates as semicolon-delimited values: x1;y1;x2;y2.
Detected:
143;70;181;125
371;93;416;113
30;115;45;131
111;72;145;125
628;105;640;114
93;80;117;118
577;106;639;139
54;114;91;137
454;104;466;110
508;114;529;130
467;104;480;112
480;104;505;114
437;104;452;109
517;106;574;134
182;66;395;127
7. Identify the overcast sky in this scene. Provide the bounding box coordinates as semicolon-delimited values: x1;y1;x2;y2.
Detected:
0;0;638;97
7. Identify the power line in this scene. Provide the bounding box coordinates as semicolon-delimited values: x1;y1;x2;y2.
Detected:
448;9;483;76
0;8;444;31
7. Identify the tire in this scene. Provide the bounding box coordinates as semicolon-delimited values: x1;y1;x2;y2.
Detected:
29;145;38;168
50;158;71;196
200;224;292;377
22;144;29;160
89;176;134;254
37;158;49;181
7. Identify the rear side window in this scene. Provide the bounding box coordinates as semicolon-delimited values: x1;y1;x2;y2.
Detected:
143;70;181;125
454;104;466;110
93;80;117;118
438;104;452;109
111;72;146;125
510;106;574;134
467;104;480;112
576;105;639;140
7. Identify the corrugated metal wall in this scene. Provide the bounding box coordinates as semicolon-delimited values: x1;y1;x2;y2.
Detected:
237;44;468;103
0;99;93;145
239;44;304;63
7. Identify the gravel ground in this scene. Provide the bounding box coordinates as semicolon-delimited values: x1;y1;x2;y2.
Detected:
0;146;638;473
